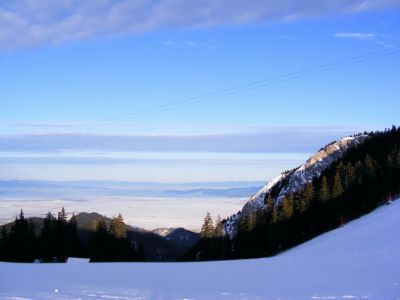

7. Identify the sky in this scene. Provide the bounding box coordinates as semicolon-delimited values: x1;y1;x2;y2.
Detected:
1;0;400;183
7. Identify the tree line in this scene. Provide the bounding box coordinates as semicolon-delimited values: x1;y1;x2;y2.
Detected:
185;126;400;261
0;209;144;262
89;213;144;262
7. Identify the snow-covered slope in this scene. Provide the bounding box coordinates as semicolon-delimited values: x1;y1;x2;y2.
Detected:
153;227;200;248
224;135;368;237
1;199;399;299
152;227;176;237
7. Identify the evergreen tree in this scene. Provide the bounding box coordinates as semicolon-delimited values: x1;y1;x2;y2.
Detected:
318;176;330;203
96;217;108;234
279;197;294;220
396;149;400;167
271;206;278;224
364;154;377;179
214;215;224;237
255;208;267;229
58;207;67;223
67;213;80;257
344;163;355;189
89;217;110;261
136;241;145;261
0;226;7;242
265;194;274;212
303;183;314;205
9;210;36;262
355;161;364;186
56;207;69;261
0;226;8;260
332;171;344;199
294;192;306;215
109;214;127;239
238;212;255;232
200;212;214;238
91;215;136;262
40;212;57;261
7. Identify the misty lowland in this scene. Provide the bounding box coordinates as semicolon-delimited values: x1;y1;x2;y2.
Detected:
1;1;400;300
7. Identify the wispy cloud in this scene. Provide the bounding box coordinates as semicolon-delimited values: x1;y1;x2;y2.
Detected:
13;121;88;128
162;40;198;48
185;41;197;47
280;35;301;41
334;32;396;48
0;126;369;154
162;40;177;47
1;0;399;51
335;32;376;40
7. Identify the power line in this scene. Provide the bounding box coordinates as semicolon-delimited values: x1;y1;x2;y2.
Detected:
0;48;398;151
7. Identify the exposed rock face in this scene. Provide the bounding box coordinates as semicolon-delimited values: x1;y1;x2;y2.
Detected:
223;135;368;238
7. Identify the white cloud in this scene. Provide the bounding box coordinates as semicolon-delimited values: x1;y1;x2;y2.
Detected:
335;32;376;40
334;32;396;48
1;0;399;51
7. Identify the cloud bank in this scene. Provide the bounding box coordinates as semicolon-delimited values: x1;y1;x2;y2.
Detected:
1;0;399;50
0;126;366;153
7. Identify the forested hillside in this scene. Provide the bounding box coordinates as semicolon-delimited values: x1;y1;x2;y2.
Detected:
0;210;199;262
185;126;400;260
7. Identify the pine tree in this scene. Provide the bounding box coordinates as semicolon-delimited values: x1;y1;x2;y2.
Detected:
137;241;145;261
109;214;127;239
279;197;294;220
303;183;314;205
345;163;355;188
255;208;267;228
0;226;7;243
265;194;274;212
396;149;400;167
364;154;376;179
96;217;107;233
271;206;278;223
294;192;306;214
67;213;80;257
0;226;8;260
90;217;110;262
318;176;330;203
9;209;36;262
56;207;68;261
214;215;224;237
58;207;67;223
332;171;344;199
200;212;214;238
238;211;255;232
19;209;25;221
40;212;57;261
355;161;364;186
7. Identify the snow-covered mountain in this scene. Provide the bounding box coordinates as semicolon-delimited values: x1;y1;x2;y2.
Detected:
224;135;368;237
152;228;176;237
152;227;200;249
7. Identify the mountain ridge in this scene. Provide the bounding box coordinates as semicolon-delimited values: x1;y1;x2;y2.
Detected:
224;134;369;237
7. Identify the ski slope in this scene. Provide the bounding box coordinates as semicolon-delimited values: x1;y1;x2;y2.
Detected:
1;200;400;300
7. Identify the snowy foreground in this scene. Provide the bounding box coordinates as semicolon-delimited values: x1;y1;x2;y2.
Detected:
1;202;400;300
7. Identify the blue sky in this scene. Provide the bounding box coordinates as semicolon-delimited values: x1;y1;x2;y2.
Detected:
1;0;399;182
